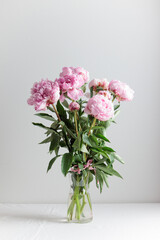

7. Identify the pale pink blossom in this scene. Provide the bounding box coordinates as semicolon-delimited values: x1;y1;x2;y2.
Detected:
97;91;111;100
69;102;80;111
67;88;83;101
89;78;109;90
108;80;134;101
84;95;114;121
85;90;111;99
56;67;89;101
55;75;83;101
60;67;89;84
27;79;60;111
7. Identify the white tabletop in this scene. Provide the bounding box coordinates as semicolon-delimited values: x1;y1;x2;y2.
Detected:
0;204;160;240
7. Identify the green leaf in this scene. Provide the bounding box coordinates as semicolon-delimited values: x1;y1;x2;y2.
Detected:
59;140;66;147
91;148;110;159
61;153;73;176
82;134;92;146
72;134;81;150
82;133;97;147
81;83;86;93
73;154;82;163
80;116;88;122
96;86;104;91
82;134;92;147
89;135;99;145
64;125;76;139
90;86;93;97
108;167;123;179
62;128;71;151
50;121;59;129
92;126;105;130
35;113;55;121
114;104;120;111
59;121;76;139
32;122;50;130
94;158;106;165
47;106;55;112
99;120;112;129
47;155;61;172
109;153;115;163
45;130;51;136
39;136;52;144
96;165;123;178
78;163;83;170
110;152;124;164
80;144;89;154
59;121;65;127
49;131;60;153
94;133;110;143
112;120;116;124
55;146;59;156
56;100;67;120
101;171;109;188
100;146;115;152
95;169;103;193
88;172;93;184
112;110;120;120
62;100;69;108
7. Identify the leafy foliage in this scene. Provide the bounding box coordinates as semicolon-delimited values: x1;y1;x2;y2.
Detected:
61;153;73;176
31;96;124;192
35;113;55;121
47;155;61;172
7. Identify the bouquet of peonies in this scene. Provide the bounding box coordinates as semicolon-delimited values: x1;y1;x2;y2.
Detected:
28;67;134;223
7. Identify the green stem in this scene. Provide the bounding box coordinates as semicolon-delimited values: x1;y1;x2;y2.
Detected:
86;192;92;211
75;175;81;220
67;197;75;220
88;118;96;136
76;111;82;131
80;194;86;214
84;118;97;162
84;174;92;211
74;111;78;136
75;192;81;220
52;104;71;151
52;104;61;122
68;175;81;221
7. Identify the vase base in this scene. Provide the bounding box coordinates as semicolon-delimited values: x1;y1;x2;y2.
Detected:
67;216;93;224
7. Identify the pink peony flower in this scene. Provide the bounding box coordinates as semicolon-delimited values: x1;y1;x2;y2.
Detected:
27;79;60;111
69;102;80;111
108;80;134;101
60;67;89;84
97;91;111;100
56;67;89;101
56;75;83;101
84;95;114;121
67;88;83;100
89;78;109;90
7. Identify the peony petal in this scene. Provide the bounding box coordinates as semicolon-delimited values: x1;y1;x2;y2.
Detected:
67;88;84;101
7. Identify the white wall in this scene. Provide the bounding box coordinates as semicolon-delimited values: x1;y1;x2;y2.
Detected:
0;0;160;203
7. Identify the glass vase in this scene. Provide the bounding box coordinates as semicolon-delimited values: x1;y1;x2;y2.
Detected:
67;172;93;223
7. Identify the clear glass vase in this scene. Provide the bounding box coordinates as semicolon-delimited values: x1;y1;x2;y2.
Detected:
67;172;93;223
